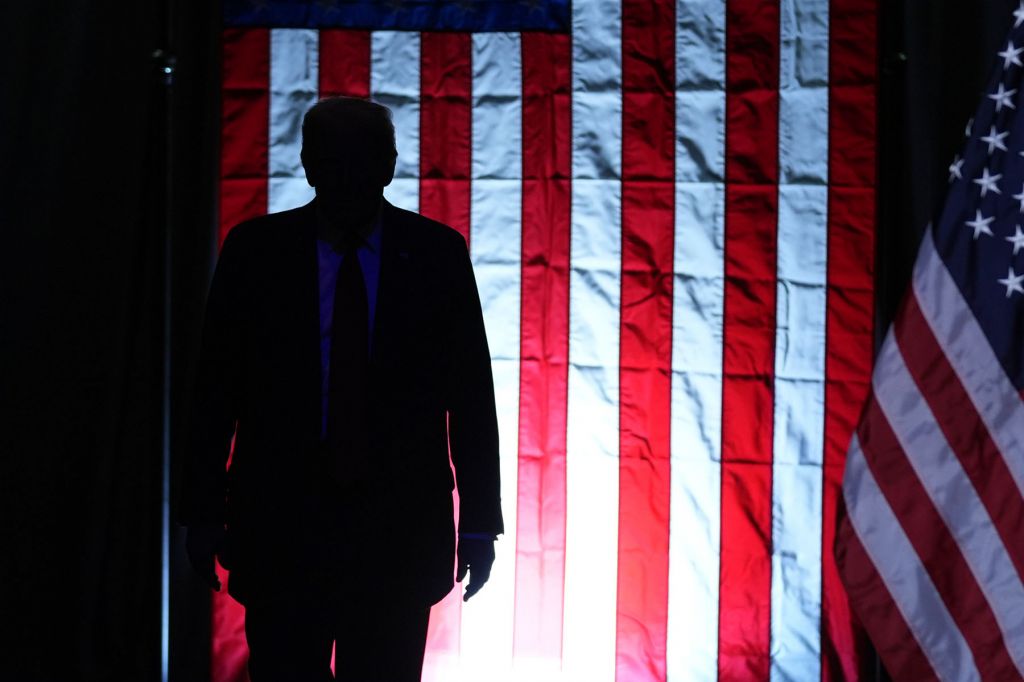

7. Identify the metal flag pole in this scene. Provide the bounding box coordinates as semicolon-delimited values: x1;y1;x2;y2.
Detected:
152;38;176;682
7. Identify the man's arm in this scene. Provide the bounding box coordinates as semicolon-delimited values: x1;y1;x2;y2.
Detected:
179;228;247;588
446;237;503;537
445;237;503;601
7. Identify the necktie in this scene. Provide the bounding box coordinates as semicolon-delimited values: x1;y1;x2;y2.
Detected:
325;241;370;484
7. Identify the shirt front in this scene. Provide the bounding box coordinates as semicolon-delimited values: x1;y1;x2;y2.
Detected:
317;225;382;442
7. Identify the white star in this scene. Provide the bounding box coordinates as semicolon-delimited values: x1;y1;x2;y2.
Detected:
973;167;1003;196
966;117;975;137
1008;225;1024;254
949;155;964;181
966;210;996;238
1000;41;1024;69
519;0;546;17
981;125;1010;154
998;267;1024;297
1015;1;1024;28
988;82;1018;111
1014;184;1024;211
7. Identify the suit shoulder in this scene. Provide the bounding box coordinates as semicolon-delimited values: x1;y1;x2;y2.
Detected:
388;203;467;252
221;204;311;250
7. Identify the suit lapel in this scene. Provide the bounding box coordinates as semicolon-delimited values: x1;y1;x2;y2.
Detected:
295;200;323;445
372;200;411;369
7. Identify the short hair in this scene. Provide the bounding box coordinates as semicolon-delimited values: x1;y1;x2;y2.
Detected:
301;96;397;162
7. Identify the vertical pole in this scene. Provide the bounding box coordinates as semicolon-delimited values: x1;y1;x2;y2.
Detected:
162;53;175;682
153;27;176;682
159;6;176;682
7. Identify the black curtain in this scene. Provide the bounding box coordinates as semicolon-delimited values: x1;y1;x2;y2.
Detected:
3;3;164;679
0;1;1017;680
1;1;217;680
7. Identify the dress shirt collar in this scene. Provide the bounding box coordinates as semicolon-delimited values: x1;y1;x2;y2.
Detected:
314;199;384;254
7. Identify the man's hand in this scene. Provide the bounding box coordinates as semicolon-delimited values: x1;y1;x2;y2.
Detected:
456;536;495;602
185;523;227;591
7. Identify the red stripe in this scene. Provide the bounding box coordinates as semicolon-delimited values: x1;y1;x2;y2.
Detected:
857;395;1020;680
835;509;940;682
616;1;675;680
419;32;472;243
318;30;370;99
719;2;779;679
514;32;571;663
822;1;878;679
419;32;472;658
219;28;270;245
896;294;1024;579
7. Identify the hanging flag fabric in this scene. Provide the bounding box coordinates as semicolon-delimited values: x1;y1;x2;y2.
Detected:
834;9;1024;682
212;1;878;680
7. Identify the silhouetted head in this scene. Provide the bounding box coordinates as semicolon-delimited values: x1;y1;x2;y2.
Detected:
301;97;397;229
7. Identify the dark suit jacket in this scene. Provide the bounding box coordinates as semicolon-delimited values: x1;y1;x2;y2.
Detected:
179;199;503;606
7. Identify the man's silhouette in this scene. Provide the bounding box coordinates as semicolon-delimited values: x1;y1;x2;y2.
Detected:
180;97;503;681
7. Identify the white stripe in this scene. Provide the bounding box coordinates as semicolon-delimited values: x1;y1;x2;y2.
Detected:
457;32;522;679
777;0;830;187
912;227;1024;499
669;187;724;682
771;2;829;678
563;0;621;679
370;31;421;212
668;1;725;679
771;188;827;682
873;328;1024;674
570;0;622;182
268;29;318;213
843;435;980;682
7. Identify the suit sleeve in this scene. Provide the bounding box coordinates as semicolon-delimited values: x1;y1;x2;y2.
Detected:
446;238;504;537
178;228;247;527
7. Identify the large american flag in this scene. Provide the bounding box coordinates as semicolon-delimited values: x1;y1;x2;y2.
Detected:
212;1;878;680
834;10;1024;682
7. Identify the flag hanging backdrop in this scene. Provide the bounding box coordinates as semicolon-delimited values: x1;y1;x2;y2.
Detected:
213;0;877;680
835;12;1024;682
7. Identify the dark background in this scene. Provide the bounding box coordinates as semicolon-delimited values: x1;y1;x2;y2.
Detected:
0;1;1016;680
